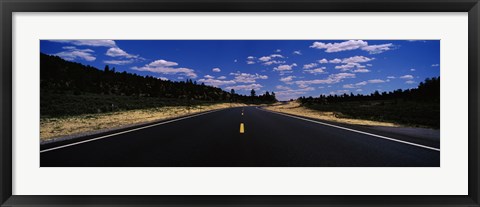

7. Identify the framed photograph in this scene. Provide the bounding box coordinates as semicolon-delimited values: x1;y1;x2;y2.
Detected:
1;0;479;206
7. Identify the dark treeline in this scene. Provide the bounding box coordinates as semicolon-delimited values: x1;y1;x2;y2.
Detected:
40;53;276;104
297;77;440;128
298;77;440;104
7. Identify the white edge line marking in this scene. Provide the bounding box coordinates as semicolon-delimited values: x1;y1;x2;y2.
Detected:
40;108;226;153
257;107;440;152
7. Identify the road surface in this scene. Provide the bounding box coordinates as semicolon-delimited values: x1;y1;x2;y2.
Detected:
41;106;440;167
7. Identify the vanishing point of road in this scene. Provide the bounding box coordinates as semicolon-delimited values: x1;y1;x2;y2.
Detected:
41;106;440;167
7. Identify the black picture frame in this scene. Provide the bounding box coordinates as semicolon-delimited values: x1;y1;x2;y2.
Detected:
1;0;479;206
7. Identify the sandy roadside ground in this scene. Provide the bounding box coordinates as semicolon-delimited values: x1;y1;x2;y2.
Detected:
41;103;247;142
263;101;400;127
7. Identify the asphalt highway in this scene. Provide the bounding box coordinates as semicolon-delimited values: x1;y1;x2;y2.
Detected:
40;106;440;167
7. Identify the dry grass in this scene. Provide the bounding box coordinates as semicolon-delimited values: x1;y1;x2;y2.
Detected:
40;103;247;141
264;101;400;127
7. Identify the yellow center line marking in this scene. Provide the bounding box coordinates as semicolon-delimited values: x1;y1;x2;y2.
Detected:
240;123;245;134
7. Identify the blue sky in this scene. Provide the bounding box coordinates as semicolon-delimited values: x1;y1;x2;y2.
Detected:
40;40;440;101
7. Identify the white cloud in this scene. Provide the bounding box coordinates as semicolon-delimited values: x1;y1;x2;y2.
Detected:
318;58;329;64
335;63;362;71
333;56;375;71
310;40;394;54
275;87;315;100
212;68;221;72
343;80;368;89
353;69;370;73
245;56;256;64
263;60;286;66
234;59;238;63
368;79;386;83
304;67;327;75
432;64;440;67
293;50;302;55
106;47;138;59
274;63;297;71
303;63;318;69
226;83;263;91
49;40;116;47
280;76;296;84
342;56;374;64
361;43;394;54
329;58;342;63
410;68;416;71
330;90;350;95
204;75;215;79
259;56;272;62
275;49;282;52
157;77;169;81
258;54;285;65
310;40;368;53
148;59;178;67
356;89;363;92
356;81;368;86
61;46;76;50
295;73;355;86
276;85;291;90
217;76;226;80
132;59;197;78
298;83;310;88
343;84;356;89
178;77;184;80
229;72;268;83
53;46;96;61
104;59;134;65
387;76;396;79
54;40;142;63
405;80;416;84
400;75;414;79
330;72;356;79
